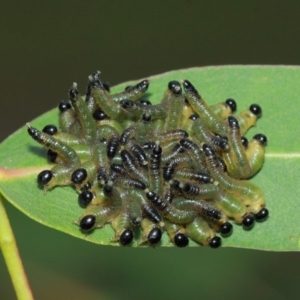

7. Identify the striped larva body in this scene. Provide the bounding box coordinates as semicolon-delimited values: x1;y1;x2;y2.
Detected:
182;80;228;136
203;144;265;214
236;104;262;135
209;98;237;120
164;81;185;131
186;217;222;248
140;218;163;246
28;74;268;248
110;79;149;103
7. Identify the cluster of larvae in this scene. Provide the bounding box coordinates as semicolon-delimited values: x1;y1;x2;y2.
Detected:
27;71;268;248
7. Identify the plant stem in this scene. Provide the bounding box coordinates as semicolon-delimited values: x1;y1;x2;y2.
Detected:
0;194;34;300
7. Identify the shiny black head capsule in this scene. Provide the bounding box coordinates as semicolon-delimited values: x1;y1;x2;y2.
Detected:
242;215;255;230
189;113;199;121
220;222;233;236
58;101;71;112
209;236;222;249
27;126;40;141
225;98;237;113
182;80;196;93
80;215;96;231
88;71;103;88
241;136;249;148
42;124;58;135
47;149;57;163
202;144;215;157
168;80;182;95
120;99;134;109
137;99;152;106
120;229;134;246
255;208;269;222
174;233;189;248
136;80;149;92
253;134;267;146
37;170;53;186
228;115;239;129
142;112;151;122
78;190;94;207
69;85;79;99
93;108;108;121
153;145;162;155
147;228;162;245
146;191;156;201
71;168;88;184
249;104;262;117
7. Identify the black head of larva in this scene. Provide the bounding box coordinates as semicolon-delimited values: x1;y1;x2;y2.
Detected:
174;233;189;248
202;144;215;157
37;170;53;186
103;82;110;93
249;104;262;117
58;101;71;112
137;99;152;106
225;98;237;113
27;126;40;141
209;236;222;249
93;108;108;121
120;229;134;246
255;208;269;222
242;215;255;230
142;112;152;122
80;215;96;231
168;80;182;95
228;115;239;129
120;99;133;109
153;145;162;155
78;190;94;208
71;168;88;184
136;80;150;92
47;149;57;163
253;134;267;146
189;113;199;121
42;124;58;135
147;228;162;245
88;71;102;88
181;80;195;92
220;222;233;236
241;136;249;148
146;191;156;201
69;86;79;99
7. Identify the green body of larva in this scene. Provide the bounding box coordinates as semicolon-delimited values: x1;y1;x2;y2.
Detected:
182;80;228;136
185;216;216;246
27;73;269;248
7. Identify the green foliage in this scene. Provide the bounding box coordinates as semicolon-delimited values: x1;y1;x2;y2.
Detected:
0;66;298;251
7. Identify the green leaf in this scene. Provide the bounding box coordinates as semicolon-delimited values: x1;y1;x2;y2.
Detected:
0;66;298;251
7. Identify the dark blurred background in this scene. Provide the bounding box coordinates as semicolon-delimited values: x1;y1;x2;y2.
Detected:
1;1;299;299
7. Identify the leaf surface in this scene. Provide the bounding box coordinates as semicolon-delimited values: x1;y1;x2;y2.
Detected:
0;66;299;251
